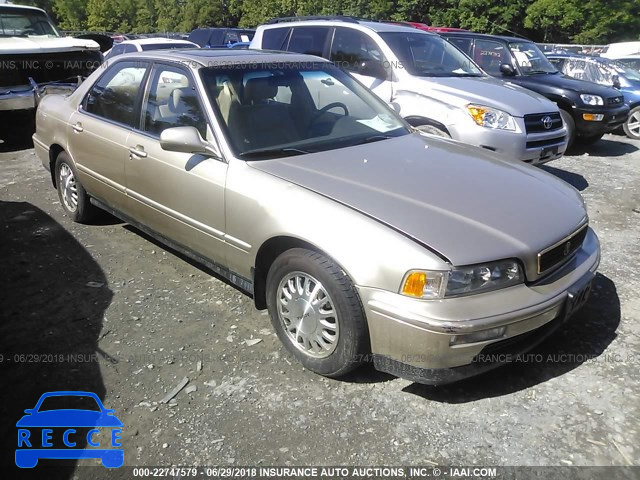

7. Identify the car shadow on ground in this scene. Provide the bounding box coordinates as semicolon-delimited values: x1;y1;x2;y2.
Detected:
540;165;589;191
0;201;112;478
570;137;638;157
400;273;620;403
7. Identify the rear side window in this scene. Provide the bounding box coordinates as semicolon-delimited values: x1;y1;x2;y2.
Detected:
84;61;148;126
473;39;510;75
286;27;330;57
448;37;472;56
262;27;290;50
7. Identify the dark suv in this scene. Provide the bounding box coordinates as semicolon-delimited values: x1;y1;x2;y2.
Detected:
441;32;629;148
187;28;255;48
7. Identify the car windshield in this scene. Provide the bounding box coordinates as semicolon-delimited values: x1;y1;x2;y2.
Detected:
509;42;557;74
200;62;410;158
0;7;59;37
608;60;640;82
379;32;483;77
141;43;195;51
38;395;101;412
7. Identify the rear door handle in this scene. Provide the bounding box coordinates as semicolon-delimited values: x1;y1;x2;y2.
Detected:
128;146;147;158
72;122;83;133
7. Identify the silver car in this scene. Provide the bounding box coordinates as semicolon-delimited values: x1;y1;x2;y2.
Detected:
33;50;600;384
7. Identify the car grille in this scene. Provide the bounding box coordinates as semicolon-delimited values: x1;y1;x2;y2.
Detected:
607;96;624;105
537;224;588;274
524;112;563;133
0;51;101;88
526;136;566;149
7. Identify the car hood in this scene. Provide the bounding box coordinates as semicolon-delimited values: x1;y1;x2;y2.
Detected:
511;72;622;97
0;36;100;54
16;410;123;427
403;75;558;116
249;133;587;274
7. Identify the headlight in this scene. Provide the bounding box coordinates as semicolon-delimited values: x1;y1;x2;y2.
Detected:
400;259;523;299
466;104;516;131
580;94;604;106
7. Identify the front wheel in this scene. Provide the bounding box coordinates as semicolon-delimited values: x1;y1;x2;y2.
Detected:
623;106;640;140
266;248;369;377
55;152;97;223
559;109;576;150
415;124;451;138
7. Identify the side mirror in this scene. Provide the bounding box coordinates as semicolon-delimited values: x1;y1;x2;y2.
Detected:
499;63;516;76
612;74;621;89
358;60;388;80
160;126;221;158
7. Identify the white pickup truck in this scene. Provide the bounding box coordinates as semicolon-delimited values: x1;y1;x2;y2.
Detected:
0;4;102;141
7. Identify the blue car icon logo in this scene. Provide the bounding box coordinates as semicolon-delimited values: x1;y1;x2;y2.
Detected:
16;391;123;468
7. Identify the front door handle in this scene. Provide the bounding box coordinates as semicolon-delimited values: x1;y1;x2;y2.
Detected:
72;122;83;133
128;146;147;158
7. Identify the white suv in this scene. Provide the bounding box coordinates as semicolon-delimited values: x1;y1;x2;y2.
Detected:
251;17;568;164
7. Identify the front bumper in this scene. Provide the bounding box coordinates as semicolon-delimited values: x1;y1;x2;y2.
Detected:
0;79;80;112
358;227;600;385
574;104;629;136
448;118;567;165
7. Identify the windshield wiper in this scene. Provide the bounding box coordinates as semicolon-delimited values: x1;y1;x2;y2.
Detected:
349;134;395;147
238;146;309;159
525;70;555;75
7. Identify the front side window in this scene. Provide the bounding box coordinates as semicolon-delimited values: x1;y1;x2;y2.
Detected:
200;63;409;158
84;62;148;126
330;28;387;76
508;42;557;75
472;40;510;75
286;27;330;57
142;65;207;137
380;32;482;77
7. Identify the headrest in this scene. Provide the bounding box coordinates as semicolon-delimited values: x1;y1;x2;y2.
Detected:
168;88;185;113
244;77;277;104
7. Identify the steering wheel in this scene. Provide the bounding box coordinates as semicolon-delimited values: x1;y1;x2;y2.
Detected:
308;102;349;132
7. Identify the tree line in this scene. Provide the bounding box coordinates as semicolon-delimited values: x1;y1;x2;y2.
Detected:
19;0;640;44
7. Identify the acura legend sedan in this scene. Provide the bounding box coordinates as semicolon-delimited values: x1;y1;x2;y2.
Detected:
33;50;600;384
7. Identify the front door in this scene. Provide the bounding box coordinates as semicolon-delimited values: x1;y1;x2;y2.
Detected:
125;63;228;265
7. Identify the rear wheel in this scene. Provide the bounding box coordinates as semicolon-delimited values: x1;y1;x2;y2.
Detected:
266;248;369;377
559;109;575;150
55;152;97;223
623;106;640;139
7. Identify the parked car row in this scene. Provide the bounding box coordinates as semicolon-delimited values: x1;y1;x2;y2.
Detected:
250;17;631;152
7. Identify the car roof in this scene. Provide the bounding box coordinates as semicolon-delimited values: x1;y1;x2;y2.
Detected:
260;18;435;35
0;4;47;13
441;31;533;43
130;48;333;67
119;38;197;46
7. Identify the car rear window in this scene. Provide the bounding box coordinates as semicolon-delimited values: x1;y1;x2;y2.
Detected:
141;43;193;51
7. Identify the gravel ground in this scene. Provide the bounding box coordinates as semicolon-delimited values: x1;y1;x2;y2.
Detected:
1;133;639;478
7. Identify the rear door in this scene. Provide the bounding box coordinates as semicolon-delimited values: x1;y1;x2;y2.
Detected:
69;60;149;214
124;62;228;265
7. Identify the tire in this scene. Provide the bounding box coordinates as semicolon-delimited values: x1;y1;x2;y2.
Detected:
55;152;97;223
266;248;369;378
623;106;640;140
559;109;576;150
415;124;451;138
